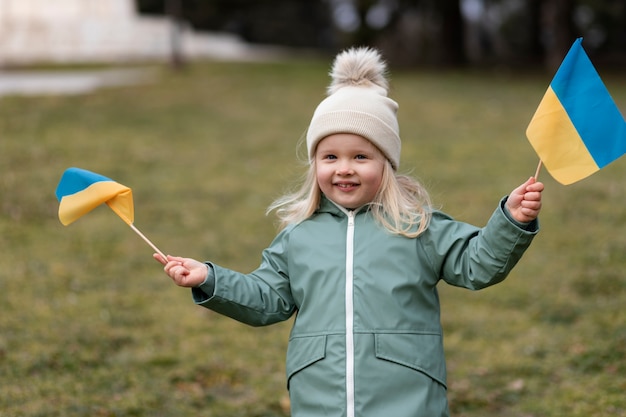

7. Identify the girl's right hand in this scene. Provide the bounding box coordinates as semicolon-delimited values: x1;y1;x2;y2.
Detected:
153;254;208;288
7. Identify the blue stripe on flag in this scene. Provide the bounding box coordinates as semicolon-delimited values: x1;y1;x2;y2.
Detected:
55;167;113;201
551;38;626;168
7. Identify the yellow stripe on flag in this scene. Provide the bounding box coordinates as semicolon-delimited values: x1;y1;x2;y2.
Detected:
526;86;599;185
58;181;134;226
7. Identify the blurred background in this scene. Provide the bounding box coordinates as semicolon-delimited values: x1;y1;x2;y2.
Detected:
0;0;625;70
1;1;626;417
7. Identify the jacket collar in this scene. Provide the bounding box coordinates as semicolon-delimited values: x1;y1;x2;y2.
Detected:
317;194;369;217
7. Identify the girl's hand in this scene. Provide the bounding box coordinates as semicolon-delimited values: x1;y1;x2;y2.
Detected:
153;254;208;288
506;177;544;223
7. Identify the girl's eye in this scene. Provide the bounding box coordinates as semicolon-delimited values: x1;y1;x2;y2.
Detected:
324;154;337;160
355;154;368;160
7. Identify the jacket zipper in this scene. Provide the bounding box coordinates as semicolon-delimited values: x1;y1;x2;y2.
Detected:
345;210;355;417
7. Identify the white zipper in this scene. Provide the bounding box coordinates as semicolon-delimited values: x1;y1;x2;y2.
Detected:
345;210;355;417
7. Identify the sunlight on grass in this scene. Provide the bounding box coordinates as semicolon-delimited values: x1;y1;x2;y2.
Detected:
1;60;625;416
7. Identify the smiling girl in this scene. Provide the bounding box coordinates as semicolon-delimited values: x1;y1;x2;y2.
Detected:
156;47;544;417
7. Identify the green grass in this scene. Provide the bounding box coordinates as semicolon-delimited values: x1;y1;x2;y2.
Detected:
1;59;625;417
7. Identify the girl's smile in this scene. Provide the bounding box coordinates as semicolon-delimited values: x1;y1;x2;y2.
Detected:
315;133;386;209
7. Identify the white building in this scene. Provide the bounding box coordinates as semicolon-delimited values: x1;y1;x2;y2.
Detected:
0;0;273;65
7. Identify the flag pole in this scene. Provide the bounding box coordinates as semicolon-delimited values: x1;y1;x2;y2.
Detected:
534;160;543;180
129;223;167;261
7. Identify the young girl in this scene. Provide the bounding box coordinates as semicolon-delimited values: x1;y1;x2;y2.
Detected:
155;47;544;417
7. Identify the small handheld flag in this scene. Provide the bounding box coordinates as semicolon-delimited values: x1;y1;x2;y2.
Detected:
526;38;626;185
56;167;134;226
56;167;166;259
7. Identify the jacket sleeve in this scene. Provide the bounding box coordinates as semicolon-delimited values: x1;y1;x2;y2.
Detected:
191;227;296;326
420;197;539;290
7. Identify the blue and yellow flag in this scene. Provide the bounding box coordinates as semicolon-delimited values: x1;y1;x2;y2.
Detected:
56;167;134;226
526;38;626;185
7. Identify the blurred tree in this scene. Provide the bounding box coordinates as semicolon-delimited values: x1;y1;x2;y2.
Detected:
166;0;186;69
134;0;626;69
135;0;334;49
483;0;625;70
542;0;576;71
438;0;466;66
325;0;466;67
574;0;626;64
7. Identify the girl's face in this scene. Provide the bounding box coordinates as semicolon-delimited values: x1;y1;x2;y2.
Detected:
315;133;386;210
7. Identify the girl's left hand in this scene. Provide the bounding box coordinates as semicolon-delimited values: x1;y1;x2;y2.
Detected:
506;177;544;223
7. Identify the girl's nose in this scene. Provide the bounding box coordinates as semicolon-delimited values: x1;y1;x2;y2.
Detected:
336;162;354;175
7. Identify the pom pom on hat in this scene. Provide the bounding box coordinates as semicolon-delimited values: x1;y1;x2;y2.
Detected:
306;47;401;170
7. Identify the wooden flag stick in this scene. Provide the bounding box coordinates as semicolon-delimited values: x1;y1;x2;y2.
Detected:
534;160;543;180
129;223;167;261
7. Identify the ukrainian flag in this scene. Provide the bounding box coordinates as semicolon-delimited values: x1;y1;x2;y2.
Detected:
56;167;134;226
526;38;626;185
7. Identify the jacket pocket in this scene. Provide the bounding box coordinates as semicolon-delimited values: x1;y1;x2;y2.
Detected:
286;334;327;389
375;332;447;388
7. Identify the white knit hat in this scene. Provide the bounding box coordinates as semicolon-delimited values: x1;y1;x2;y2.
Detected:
306;47;401;170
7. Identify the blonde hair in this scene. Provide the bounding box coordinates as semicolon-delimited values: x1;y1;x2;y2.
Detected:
267;159;432;239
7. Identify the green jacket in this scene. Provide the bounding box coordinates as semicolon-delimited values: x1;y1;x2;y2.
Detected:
192;196;539;417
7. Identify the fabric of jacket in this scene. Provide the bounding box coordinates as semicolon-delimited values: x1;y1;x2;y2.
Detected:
192;195;539;417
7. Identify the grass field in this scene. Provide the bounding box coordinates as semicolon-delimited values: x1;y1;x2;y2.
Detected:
1;57;625;417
